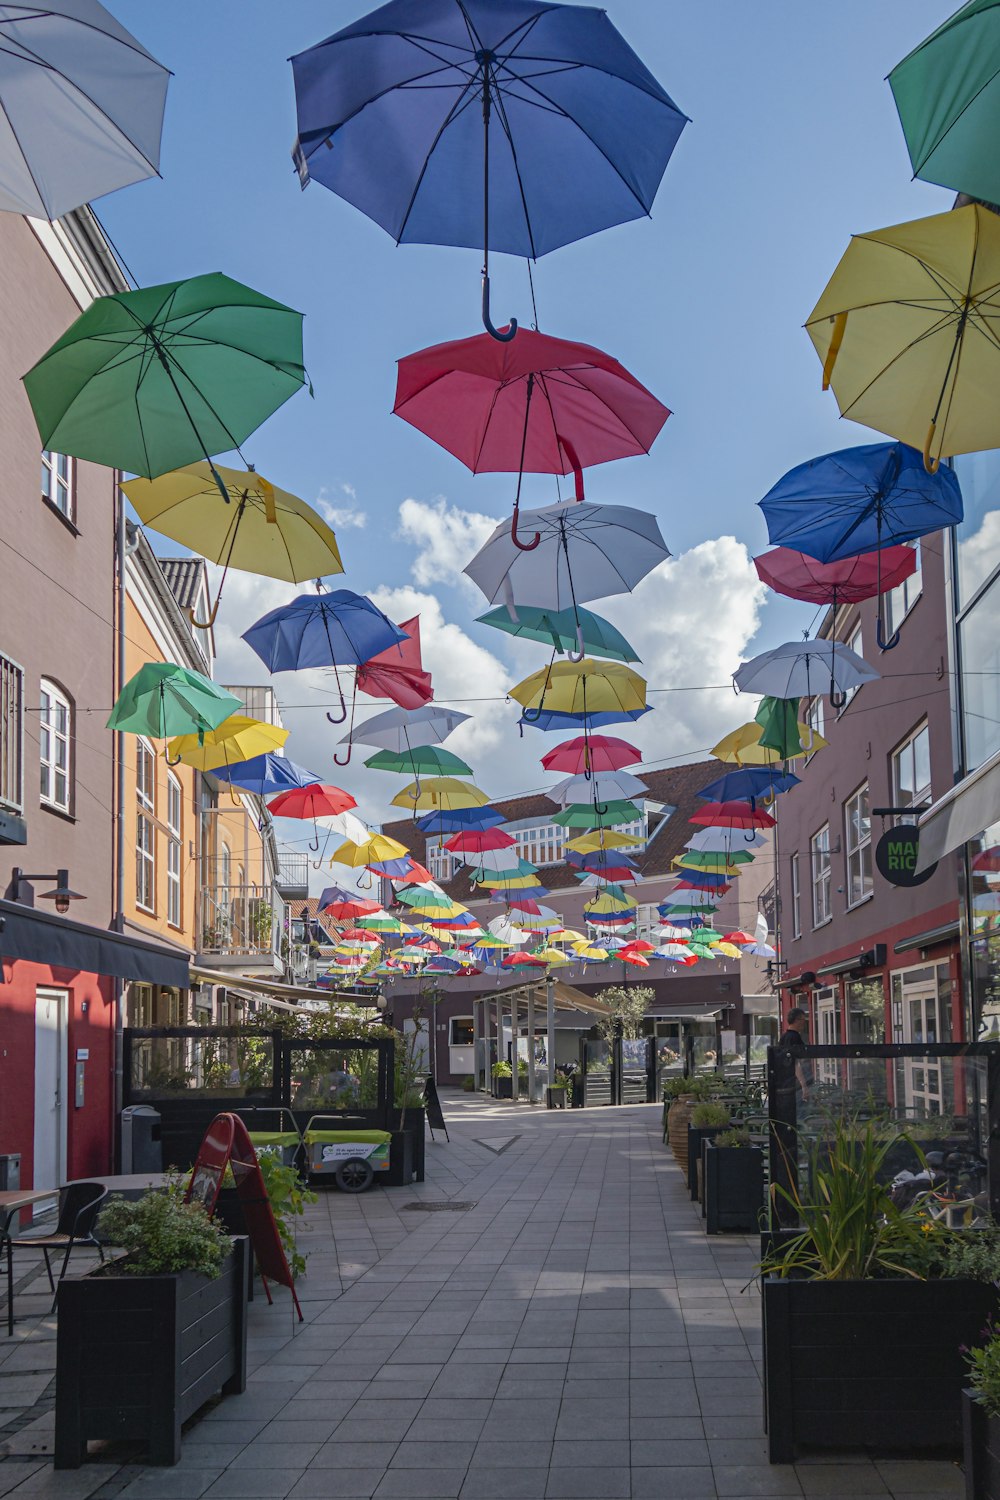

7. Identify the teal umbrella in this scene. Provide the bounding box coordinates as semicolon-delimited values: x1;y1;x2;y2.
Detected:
107;664;241;744
364;746;473;776
23;273;308;485
477;604;639;663
889;2;1000;203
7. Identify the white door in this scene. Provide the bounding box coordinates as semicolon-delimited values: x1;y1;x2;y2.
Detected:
33;988;68;1191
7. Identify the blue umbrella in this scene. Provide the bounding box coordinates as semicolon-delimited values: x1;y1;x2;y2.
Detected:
758;441;963;648
674;869;732;890
211;752;319;797
242;590;407;721
564;849;639;873
290;0;687;340
696;767;800;803
416;805;505;835
519;706;653;733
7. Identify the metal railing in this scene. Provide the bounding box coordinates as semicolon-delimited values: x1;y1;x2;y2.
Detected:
199;883;286;961
275;852;309;896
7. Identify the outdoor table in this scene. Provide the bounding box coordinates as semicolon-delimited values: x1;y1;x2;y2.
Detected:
67;1173;168;1200
1;1189;59;1336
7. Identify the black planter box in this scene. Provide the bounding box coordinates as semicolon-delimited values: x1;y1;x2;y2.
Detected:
384;1129;414;1187
387;1107;426;1182
964;1390;1000;1499
546;1087;568;1109
702;1142;764;1233
55;1238;248;1468
686;1124;726;1200
763;1276;999;1463
493;1077;513;1099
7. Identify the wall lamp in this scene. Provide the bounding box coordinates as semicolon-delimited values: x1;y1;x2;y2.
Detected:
11;868;86;915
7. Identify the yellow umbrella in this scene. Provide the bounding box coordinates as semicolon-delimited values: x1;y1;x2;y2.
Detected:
124;463;344;627
574;943;609;961
805;202;1000;470
535;947;572;967
565;829;644;854
331;833;409;867
586;889;636;913
509;658;647;719
711;941;743;959
391;778;491;811
167;714;288;770
711;720;827;766
673;855;744;876
550;927;587;945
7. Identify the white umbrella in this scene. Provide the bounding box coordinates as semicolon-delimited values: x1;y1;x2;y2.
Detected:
463;500;669;654
686;828;769;852
0;0;170;219
487;914;528;945
547;769;647;805
320;809;369;844
733;639;878;708
348;704;470;752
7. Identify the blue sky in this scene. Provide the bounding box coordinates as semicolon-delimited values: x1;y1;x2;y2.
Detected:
97;0;955;862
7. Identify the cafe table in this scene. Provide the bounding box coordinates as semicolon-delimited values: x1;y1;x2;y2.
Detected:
1;1189;59;1336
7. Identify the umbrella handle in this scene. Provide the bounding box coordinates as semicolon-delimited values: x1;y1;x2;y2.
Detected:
923;420;941;475
188;596;221;631
332;743;353;766
308;828;321;853
567;623;585;664
876;614;900;651
511;508;541;552
325;680;348;725
482;272;517;343
829;684;848;711
164;749;183;767
520;704;542;723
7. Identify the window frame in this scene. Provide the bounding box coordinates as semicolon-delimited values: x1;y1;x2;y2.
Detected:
885;542;922;638
449;1017;475;1047
841;620;865;710
38;678;72;814
166;770;182;929
0;653;25;815
810;824;832;927
844;782;873;908
890;721;932;820
804;696;824;762
790;851;801;939
136;738;156;914
41;449;75;524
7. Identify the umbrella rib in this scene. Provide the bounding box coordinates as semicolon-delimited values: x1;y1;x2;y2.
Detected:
486;59;541;262
394;74;480;245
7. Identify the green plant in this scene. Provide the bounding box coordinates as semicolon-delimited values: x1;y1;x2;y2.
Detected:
462;1075;475;1092
548;1076;568;1090
941;1223;1000;1283
256;1152;318;1281
715;1127;753;1148
492;1060;512;1079
965;1324;1000;1417
595;984;653;1042
663;1074;724;1102
97;1183;231;1279
691;1101;731;1128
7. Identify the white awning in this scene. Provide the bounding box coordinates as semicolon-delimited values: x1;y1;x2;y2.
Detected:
917;746;1000;870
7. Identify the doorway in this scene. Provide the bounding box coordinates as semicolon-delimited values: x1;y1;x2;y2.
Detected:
33;987;69;1191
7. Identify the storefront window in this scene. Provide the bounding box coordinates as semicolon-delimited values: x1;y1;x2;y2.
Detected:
954;451;1000;610
968;817;1000;1038
846;977;885;1042
958;585;1000;772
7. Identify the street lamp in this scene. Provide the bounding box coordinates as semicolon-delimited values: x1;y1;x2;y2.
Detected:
11;868;86;915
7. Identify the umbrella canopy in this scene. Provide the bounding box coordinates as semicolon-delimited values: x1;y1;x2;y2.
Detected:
349;703;470;752
392;778;491;812
416;805;505;834
518;704;652;733
318;889;383;920
674;849;755;869
566;829;644;853
291;0;686;334
804;204;1000;470
0;0;169;220
552;799;644;829
356;616;433;710
696;767;800;802
365;746;472;778
331;834;409;868
477;605;639;663
321;809;370;845
444;828;515;854
547;770;647;806
167;715;288;772
107;664;239;741
754;545;918;604
268;784;357;820
889;1;1000;204
510;659;648;722
24;274;307;481
734;639;879;703
755;697;816;761
542;735;642;776
211;752;319;797
242;590;406;677
564;848;639;872
711;718;825;766
685;828;768;853
689;802;776;831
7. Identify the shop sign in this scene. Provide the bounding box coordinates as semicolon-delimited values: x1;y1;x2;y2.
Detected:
875;824;936;887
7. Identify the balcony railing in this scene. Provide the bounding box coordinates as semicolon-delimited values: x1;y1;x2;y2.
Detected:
200;883;286;963
275;852;309;898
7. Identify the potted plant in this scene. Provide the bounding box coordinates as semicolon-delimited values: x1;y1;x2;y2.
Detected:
492;1060;513;1099
664;1075;726;1174
546;1076;569;1110
759;1113;1000;1464
963;1322;1000;1499
55;1185;247;1468
687;1100;732;1201
702;1126;764;1234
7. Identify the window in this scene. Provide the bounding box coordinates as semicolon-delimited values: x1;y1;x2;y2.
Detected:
427;841;457;882
891;722;931;819
136;738;155;912
790;852;801;939
804;696;824;759
41;450;74;521
0;653;24;814
39;679;71;812
167;772;182;928
450;1018;474;1047
842;620;865;707
511;823;567;866
845;783;873;906
886;542;921;635
811;825;831;926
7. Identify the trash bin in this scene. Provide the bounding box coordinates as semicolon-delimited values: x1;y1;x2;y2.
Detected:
0;1154;20;1191
120;1105;162;1173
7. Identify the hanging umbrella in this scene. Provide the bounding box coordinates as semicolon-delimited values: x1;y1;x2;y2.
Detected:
674;849;755;869
689;801;776;831
331;834;410;868
685;829;768;853
211;752;318;797
755;697;811;761
466;501;669;653
733;639;879;710
444;828;515;854
24;274;308;489
696;767;800;803
804;204;1000;471
0;0;170;220
518;704;652;733
564;848;639;873
487;914;529;945
565;829;644;853
416;805;505;835
391;778;491;812
889;2;1000;205
711;719;825;766
124;464;343;627
547;770;647;806
268;783;358;854
365;746;472;778
755;543;919;653
350;703;471;752
321;809;370;846
573;944;610;963
510;659;648;727
571;863;638;885
395;328;669;541
478;605;639;663
166;716;288;772
542;735;641;777
552;799;644;829
290;0;687;339
107;664;240;745
318;888;383;920
355;616;433;710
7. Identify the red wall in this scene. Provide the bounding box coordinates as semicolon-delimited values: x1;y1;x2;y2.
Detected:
0;959;116;1186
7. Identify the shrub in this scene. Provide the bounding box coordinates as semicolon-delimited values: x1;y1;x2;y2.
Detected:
462;1075;475;1092
966;1324;1000;1418
98;1183;231;1279
691;1101;731;1128
256;1152;317;1281
715;1127;753;1148
492;1061;512;1079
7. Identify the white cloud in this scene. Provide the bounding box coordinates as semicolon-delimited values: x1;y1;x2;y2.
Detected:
397;496;496;587
316;483;367;531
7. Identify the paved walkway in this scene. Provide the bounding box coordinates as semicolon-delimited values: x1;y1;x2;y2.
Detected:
0;1094;964;1499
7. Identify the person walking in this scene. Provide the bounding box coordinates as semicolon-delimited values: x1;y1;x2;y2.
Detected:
778;1006;814;1106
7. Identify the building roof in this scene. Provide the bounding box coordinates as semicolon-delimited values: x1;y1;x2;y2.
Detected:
287;897;340;941
158;556;208;614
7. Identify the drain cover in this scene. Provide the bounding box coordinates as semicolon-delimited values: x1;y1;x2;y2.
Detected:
401;1201;477;1212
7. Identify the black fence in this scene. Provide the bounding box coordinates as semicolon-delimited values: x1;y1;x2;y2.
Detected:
579;1037;655;1107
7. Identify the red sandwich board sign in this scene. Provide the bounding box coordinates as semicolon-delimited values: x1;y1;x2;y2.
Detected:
186;1112;302;1321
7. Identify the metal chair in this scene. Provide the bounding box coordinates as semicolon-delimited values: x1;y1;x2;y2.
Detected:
8;1182;107;1310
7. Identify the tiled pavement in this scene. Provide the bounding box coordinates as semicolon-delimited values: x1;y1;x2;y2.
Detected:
0;1093;965;1499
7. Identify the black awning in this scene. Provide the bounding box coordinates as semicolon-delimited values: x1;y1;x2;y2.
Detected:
0;900;189;988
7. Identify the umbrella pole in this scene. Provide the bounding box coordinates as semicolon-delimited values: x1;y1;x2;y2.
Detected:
560;520;585;661
479;57;517;344
191;493;248;630
874;512;900;651
511;374;541;551
146;333;237;503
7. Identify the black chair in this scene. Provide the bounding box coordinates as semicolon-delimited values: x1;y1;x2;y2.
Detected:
8;1182;107;1310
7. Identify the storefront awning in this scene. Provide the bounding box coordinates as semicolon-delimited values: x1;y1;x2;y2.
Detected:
893;920;960;956
190;966;372;1008
918;746;1000;870
0;899;189;988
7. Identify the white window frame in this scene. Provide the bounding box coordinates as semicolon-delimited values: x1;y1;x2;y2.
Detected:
842;621;865;708
41;449;74;522
811;825;831;927
790;852;801;939
0;653;25;814
136;738;155;913
845;783;873;908
891;721;931;820
167;771;182;929
885;542;922;637
804;696;824;762
38;678;71;813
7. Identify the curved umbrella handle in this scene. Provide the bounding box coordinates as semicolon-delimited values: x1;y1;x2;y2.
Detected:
308;828;321;853
594;801;609;817
830;684;848;711
164;748;183;767
520;703;542;724
482;273;517;343
325;680;349;725
511;508;541;552
357;869;373;891
332;743;353;766
188;596;221;631
923;420;941;475
745;828;757;844
876;614;900;651
567;622;586;664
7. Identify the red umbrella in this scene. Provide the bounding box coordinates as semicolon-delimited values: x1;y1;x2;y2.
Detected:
690;801;776;830
754;545;918;650
268;782;358;854
972;847;1000;874
320;895;382;921
724;930;755;944
619;951;650;967
394;329;670;548
444;828;516;854
503;952;548;968
622;939;655;952
356;616;433;711
541;734;642;776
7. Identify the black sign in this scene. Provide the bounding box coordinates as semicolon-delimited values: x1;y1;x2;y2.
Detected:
875;824;936;887
423;1074;449;1140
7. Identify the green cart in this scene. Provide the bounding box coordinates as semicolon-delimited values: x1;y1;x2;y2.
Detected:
242;1107;303;1170
302;1116;392;1193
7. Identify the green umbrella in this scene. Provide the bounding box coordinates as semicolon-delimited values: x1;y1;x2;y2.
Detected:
23;273;307;483
552;799;643;828
107;663;241;743
364;746;473;776
889;2;1000;203
755;696;803;760
476;605;639;663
